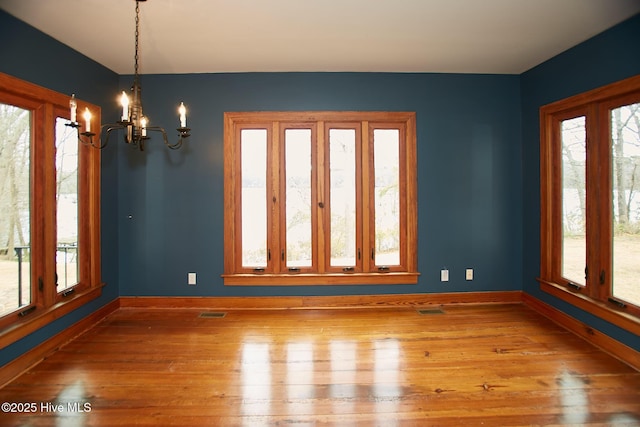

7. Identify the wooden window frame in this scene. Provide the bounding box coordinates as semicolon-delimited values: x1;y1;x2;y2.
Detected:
0;72;103;347
539;74;640;335
223;111;419;286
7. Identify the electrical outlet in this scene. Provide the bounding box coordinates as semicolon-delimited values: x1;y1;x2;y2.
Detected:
188;272;197;285
466;268;473;281
440;269;449;282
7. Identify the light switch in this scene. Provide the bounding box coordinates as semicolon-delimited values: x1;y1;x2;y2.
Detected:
188;272;197;285
466;268;473;281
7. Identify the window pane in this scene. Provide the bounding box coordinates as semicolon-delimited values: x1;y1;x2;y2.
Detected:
374;129;400;266
55;117;79;292
241;129;268;267
561;117;586;285
0;103;31;316
285;129;312;267
611;103;640;306
329;129;356;266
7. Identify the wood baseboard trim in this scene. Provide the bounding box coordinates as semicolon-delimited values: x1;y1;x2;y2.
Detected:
523;293;640;371
0;298;120;388
119;291;523;310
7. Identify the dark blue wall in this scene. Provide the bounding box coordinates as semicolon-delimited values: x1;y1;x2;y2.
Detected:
521;13;640;351
117;72;523;297
0;10;120;365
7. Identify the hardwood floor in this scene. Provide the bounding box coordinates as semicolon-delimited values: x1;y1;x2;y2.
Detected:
1;303;639;426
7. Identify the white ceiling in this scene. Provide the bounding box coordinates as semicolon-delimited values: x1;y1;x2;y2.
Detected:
1;0;639;75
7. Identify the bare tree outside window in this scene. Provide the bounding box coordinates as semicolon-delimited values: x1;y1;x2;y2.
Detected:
0;103;31;317
561;116;587;286
285;129;313;268
55;117;79;292
373;129;400;266
559;105;640;307
330;129;357;267
611;103;640;307
241;129;268;268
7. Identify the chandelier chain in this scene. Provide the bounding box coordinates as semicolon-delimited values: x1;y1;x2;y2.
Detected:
134;0;140;78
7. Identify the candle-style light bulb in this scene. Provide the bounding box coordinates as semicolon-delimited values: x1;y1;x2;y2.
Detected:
120;91;130;121
178;102;187;128
140;117;147;137
69;94;77;123
83;108;92;133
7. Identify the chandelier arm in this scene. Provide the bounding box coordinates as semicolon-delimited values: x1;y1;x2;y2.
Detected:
76;128;96;148
84;132;105;149
99;123;130;150
66;121;102;149
145;126;185;150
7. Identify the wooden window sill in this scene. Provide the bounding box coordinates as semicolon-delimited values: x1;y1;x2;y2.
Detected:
223;272;420;286
0;284;104;349
538;278;640;336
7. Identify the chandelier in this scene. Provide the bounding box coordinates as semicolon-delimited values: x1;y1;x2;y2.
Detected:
67;0;191;151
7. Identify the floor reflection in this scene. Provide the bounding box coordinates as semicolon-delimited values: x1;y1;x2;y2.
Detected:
241;341;271;420
54;379;89;427
557;369;589;425
373;339;402;427
330;340;357;399
330;340;357;426
286;341;315;415
239;335;404;424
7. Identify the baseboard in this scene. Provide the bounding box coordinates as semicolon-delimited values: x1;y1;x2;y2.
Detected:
0;298;120;388
523;293;640;371
119;291;523;310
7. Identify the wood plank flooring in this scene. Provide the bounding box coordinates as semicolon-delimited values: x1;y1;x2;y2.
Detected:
1;304;639;426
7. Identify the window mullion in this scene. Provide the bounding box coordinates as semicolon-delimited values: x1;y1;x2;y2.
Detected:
309;123;319;273
316;122;326;273
323;123;332;272
270;122;281;274
40;103;57;307
231;125;243;272
590;102;610;302
25;102;39;313
81;101;101;288
361;121;371;273
398;124;408;270
551;115;565;285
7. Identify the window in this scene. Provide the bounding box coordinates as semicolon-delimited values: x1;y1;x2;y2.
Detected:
540;75;640;332
0;72;102;343
223;112;418;285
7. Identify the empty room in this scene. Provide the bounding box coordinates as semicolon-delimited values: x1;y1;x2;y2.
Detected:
0;0;639;425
